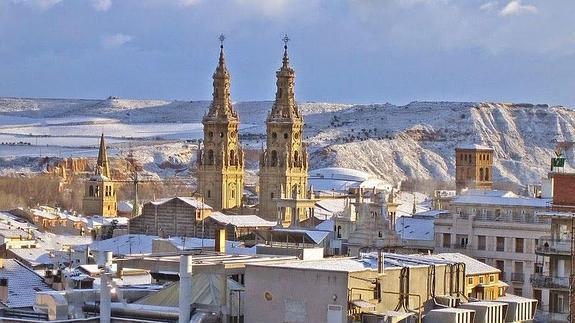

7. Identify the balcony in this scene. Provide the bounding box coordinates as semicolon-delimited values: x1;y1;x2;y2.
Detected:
530;274;570;290
536;311;570;322
509;272;525;283
536;237;571;255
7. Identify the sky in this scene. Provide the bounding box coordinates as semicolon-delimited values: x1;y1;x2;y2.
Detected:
0;0;574;106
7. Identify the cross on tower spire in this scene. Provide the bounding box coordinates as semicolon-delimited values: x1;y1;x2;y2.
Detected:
219;33;225;49
282;34;290;67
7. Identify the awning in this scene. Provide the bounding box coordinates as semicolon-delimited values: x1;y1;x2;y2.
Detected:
350;300;376;308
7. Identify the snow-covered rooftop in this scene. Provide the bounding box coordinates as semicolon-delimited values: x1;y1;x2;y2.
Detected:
453;190;551;208
254;252;464;273
0;259;52;308
396;216;434;241
425;253;499;275
456;143;493;151
208;213;276;228
308;167;392;193
148;196;212;210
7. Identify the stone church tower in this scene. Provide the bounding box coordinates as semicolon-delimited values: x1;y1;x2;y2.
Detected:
197;38;244;211
258;39;309;221
455;144;494;193
83;134;117;217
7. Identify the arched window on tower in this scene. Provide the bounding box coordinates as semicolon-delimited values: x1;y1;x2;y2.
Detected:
230;149;235;166
89;185;94;197
485;168;490;181
292;185;299;199
208;150;214;165
95;186;100;197
479;168;484;181
271;150;278;167
294;151;299;166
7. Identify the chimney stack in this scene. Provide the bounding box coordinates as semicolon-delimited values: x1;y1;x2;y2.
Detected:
179;255;193;323
0;278;8;303
215;228;226;254
377;250;385;274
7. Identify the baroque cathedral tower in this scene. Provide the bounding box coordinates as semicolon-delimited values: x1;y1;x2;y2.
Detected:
197;36;244;211
83;133;117;217
258;37;309;222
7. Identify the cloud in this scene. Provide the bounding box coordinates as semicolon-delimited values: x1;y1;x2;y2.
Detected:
92;0;112;11
499;0;537;16
101;33;133;48
176;0;201;6
10;0;63;9
480;1;498;12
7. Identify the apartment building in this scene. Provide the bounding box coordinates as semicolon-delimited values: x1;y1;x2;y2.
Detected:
532;172;575;322
434;189;551;299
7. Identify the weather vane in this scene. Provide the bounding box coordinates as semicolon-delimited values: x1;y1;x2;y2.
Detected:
283;34;290;49
219;33;225;48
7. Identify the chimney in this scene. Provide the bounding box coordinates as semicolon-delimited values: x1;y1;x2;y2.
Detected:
0;278;8;303
52;270;63;291
179;255;193;323
44;269;54;286
377;250;385;274
215;228;226;254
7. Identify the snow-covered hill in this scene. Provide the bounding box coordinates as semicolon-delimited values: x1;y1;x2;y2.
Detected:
0;97;572;187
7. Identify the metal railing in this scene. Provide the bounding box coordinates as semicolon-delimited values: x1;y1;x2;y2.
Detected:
509;272;525;282
535;237;571;255
530;273;570;289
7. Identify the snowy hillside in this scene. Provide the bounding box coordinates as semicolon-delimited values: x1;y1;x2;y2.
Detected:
0;97;572;187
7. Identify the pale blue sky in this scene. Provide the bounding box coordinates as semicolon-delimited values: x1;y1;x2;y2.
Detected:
0;0;574;106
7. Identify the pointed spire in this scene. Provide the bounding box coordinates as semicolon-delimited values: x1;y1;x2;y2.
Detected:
269;34;300;121
96;133;111;178
205;34;237;121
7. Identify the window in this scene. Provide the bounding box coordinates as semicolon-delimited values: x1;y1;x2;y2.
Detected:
479;276;484;284
515;238;524;253
468;277;473;285
496;260;505;278
489;275;495;283
478;235;486;250
207;190;211;198
442;233;451;248
496;237;505;252
514;288;523;297
456;234;468;248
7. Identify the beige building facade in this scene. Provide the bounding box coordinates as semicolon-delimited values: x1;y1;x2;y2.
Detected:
258;43;309;222
197;42;244;212
434;189;550;300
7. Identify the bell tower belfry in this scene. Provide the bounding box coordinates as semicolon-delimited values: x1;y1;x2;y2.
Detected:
83;134;117;217
258;36;309;222
197;35;244;211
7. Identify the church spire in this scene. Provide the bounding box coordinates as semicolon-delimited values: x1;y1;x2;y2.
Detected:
269;34;301;121
205;34;237;121
96;133;111;178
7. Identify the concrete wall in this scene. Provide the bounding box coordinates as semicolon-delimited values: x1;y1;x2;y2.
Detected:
244;265;349;323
